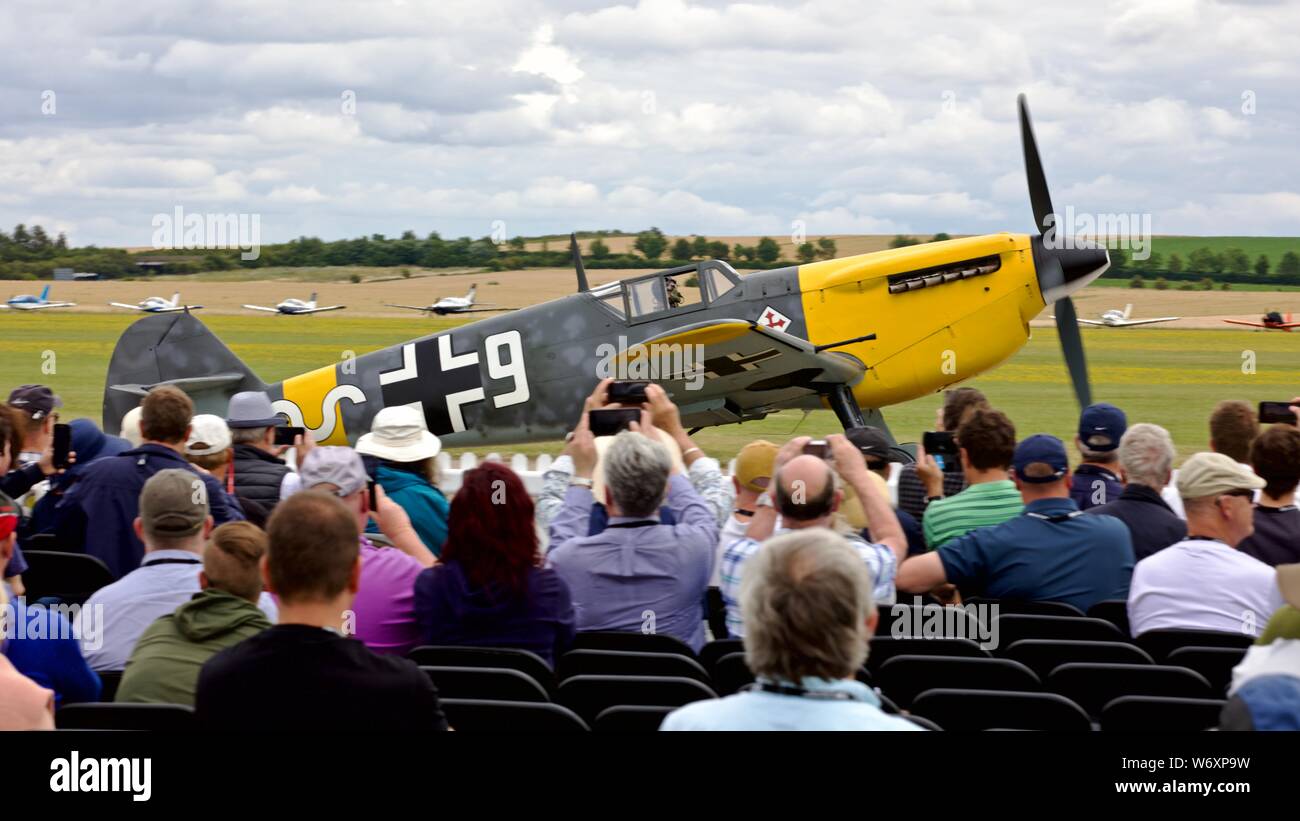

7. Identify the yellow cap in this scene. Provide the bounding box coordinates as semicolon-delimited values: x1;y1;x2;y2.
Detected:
734;440;779;493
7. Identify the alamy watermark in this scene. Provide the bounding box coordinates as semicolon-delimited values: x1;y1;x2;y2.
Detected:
889;596;999;650
152;206;261;261
1042;206;1152;261
595;336;706;391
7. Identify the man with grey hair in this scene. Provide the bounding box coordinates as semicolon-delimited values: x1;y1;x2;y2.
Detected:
548;382;718;650
1086;423;1187;560
663;528;920;731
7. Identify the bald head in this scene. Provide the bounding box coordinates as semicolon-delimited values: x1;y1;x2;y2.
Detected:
775;455;838;523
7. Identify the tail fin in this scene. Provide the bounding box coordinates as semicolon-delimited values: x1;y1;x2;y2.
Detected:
103;313;264;435
39;284;50;301
171;292;181;306
308;292;317;304
1122;303;1132;319
466;284;477;302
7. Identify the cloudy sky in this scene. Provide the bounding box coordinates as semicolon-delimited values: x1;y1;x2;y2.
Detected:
1;0;1297;247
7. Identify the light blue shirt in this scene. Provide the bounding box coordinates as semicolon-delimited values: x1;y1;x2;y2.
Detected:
661;677;923;731
74;549;278;672
547;474;717;651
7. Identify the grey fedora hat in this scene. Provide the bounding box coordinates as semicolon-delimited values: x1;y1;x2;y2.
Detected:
225;390;286;429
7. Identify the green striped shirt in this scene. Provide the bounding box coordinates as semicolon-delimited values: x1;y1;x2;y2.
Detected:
923;479;1024;550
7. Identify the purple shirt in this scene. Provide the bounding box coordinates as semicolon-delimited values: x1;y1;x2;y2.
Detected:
547;474;717;651
352;540;424;656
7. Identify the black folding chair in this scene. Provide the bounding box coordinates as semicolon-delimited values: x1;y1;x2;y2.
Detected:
1046;663;1213;718
98;671;123;703
439;699;589;733
1135;629;1254;663
966;598;1085;618
876;655;1040;709
557;675;716;723
418;666;549;702
593;705;676;733
1087;599;1130;636
1001;639;1154;678
56;703;195;732
699;638;743;676
571;631;697;658
909;689;1092;732
993;614;1127;647
408;646;556;697
713;652;872;697
705;586;729;640
1166;646;1247;696
1100;696;1227;732
558;649;709;684
866;636;990;674
20;550;115;605
903;714;943;731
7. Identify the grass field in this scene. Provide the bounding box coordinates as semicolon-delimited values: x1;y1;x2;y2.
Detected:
1147;236;1300;268
2;311;1295;464
1092;279;1300;292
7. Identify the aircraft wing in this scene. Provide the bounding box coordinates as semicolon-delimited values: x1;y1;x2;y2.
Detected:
110;302;146;310
1048;314;1104;325
384;303;433;312
1223;319;1268;328
447;307;517;314
243;304;281;313
615;319;867;428
1111;317;1180;327
154;305;202;313
295;305;346;314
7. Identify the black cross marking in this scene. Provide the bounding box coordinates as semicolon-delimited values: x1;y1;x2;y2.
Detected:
702;349;781;380
379;336;483;436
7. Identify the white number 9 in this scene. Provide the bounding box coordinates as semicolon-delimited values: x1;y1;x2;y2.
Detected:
486;330;530;408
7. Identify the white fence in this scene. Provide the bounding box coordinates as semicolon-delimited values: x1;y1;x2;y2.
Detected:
433;451;904;502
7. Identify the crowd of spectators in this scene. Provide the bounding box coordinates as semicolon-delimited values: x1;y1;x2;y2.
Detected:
0;377;1297;732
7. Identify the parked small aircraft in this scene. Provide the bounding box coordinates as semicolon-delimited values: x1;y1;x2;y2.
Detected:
1223;311;1298;331
1;285;75;311
1055;303;1180;327
243;293;346;315
385;284;515;315
110;293;202;313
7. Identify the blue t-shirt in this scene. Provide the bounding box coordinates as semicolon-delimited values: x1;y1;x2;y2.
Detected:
2;593;101;705
937;497;1135;612
1069;464;1124;511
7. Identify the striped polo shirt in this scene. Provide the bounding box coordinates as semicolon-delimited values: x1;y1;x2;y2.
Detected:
923;479;1024;550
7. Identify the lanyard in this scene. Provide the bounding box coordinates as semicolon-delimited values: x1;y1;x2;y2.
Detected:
748;680;857;701
141;557;202;567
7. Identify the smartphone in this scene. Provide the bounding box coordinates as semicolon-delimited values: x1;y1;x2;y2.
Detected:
608;380;649;405
367;479;378;514
802;440;829;459
922;431;958;457
1259;401;1298;425
274;426;306;446
52;422;71;470
589;408;641;437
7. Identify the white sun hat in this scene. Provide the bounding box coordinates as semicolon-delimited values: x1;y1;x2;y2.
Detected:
355;405;442;463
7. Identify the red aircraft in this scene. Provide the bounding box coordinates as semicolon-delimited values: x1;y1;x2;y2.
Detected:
1223;311;1299;331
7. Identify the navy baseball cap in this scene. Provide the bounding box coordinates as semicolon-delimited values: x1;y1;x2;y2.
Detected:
1013;434;1070;483
8;384;62;420
1078;403;1127;452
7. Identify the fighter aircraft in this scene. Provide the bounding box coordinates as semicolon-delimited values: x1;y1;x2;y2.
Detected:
1054;303;1180;328
110;293;202;313
1223;311;1298;331
243;293;346;315
102;95;1108;452
1;285;76;311
385;284;515;315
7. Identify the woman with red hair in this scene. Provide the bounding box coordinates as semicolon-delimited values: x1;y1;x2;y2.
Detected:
413;462;575;666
